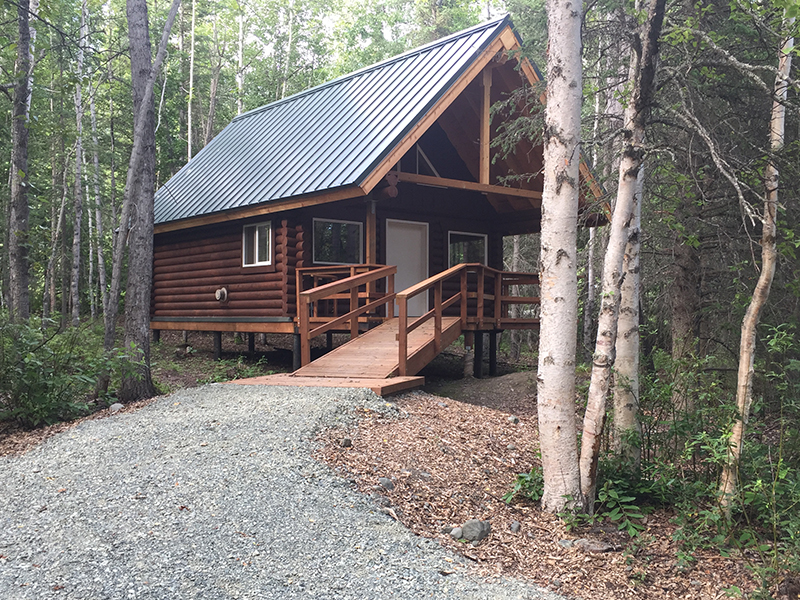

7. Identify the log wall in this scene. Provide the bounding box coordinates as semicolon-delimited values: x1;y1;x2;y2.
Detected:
152;217;306;319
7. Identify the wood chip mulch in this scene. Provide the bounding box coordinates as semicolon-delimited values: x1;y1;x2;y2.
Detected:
316;390;759;599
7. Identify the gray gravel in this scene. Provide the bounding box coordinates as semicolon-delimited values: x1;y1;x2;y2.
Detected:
0;385;567;599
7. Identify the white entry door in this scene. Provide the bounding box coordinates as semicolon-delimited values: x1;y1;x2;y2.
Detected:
386;219;429;317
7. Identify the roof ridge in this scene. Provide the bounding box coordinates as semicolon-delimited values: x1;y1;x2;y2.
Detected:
233;15;510;123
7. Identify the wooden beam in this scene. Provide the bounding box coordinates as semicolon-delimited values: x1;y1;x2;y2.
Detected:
149;320;296;334
395;171;542;201
154;185;367;234
480;67;492;185
360;35;507;193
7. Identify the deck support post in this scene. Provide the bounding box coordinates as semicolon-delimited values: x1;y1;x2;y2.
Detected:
213;331;222;361
489;331;498;376
248;332;255;355
326;331;334;353
152;329;161;343
292;333;302;371
473;331;484;378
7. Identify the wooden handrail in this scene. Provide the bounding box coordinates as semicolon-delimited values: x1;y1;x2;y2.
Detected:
296;264;397;366
300;265;395;304
397;263;540;376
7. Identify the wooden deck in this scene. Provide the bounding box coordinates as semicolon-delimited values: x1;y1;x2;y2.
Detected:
231;316;461;395
230;374;425;396
295;316;462;378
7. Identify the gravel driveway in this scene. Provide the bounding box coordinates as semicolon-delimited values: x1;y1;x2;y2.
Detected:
0;385;566;599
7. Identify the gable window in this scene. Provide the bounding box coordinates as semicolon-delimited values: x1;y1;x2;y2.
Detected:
243;222;272;266
313;218;363;265
449;231;487;267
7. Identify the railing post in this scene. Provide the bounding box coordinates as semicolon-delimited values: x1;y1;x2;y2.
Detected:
300;297;311;366
460;268;468;328
477;266;485;329
398;298;408;376
350;284;359;339
388;273;395;319
434;280;442;353
494;271;502;328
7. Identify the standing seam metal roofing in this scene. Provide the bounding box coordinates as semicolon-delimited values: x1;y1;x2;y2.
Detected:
154;15;514;225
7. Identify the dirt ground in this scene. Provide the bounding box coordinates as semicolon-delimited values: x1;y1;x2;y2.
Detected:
0;334;770;598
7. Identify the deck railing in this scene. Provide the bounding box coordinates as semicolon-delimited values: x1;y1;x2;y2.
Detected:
396;263;540;376
296;264;396;366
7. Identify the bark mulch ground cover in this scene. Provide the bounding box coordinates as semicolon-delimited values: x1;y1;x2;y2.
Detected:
316;377;759;600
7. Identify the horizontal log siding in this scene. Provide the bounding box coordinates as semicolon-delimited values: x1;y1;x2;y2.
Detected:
152;218;305;319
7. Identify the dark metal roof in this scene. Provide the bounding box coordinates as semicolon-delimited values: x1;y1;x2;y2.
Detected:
154;16;515;225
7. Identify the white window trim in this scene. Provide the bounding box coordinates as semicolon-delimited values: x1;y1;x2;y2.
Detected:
448;230;488;267
313;218;364;265
242;222;272;267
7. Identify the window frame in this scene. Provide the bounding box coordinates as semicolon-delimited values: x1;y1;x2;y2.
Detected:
312;218;364;265
242;221;273;267
448;230;488;267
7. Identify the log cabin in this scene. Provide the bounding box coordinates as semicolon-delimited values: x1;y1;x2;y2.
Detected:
151;16;602;393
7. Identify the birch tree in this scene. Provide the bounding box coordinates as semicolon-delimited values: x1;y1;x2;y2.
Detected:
580;0;666;507
719;15;794;513
536;0;584;513
70;0;88;326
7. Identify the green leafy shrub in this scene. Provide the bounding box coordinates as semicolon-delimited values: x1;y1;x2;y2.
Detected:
0;316;135;428
503;465;544;504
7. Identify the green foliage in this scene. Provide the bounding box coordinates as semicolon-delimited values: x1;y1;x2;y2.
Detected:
0;316;136;428
503;464;544;504
596;479;647;537
197;356;273;384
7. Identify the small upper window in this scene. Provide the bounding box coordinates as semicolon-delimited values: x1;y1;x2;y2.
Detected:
449;231;487;267
243;222;272;266
313;218;363;265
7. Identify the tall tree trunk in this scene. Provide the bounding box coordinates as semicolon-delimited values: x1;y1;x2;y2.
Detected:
204;19;223;146
187;0;196;160
580;0;666;509
85;151;96;319
90;83;108;315
536;0;584;513
103;0;181;400
281;2;295;100
8;0;32;322
70;0;88;326
237;4;245;115
719;19;794;512
583;227;596;358
613;167;643;468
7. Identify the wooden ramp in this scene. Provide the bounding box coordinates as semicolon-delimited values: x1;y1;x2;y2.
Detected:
295;316;462;378
231;316;462;396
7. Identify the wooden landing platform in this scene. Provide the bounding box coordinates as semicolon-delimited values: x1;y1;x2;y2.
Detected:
295;316;462;378
229;374;425;396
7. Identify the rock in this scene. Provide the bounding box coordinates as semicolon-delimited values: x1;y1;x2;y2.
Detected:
558;539;574;548
340;438;352;448
109;403;124;414
552;579;562;588
510;521;521;533
437;402;448;408
378;477;395;491
418;471;432;481
450;527;463;540
574;538;615;553
507;415;520;424
506;444;517;451
441;526;454;534
461;519;491;542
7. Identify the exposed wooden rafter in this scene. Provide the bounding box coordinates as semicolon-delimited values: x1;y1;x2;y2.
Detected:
395;171;542;203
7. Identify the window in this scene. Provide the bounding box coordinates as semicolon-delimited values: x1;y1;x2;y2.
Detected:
313;219;363;264
243;222;272;266
449;231;487;267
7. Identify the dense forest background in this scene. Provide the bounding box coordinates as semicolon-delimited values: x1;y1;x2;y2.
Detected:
1;0;799;595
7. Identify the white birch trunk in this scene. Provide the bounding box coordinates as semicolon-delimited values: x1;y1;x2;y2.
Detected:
187;0;196;160
537;0;584;513
580;0;666;508
719;19;793;512
237;6;245;115
89;83;108;315
613;167;643;467
70;0;88;326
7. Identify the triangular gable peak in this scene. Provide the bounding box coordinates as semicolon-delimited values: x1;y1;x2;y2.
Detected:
154;17;598;235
